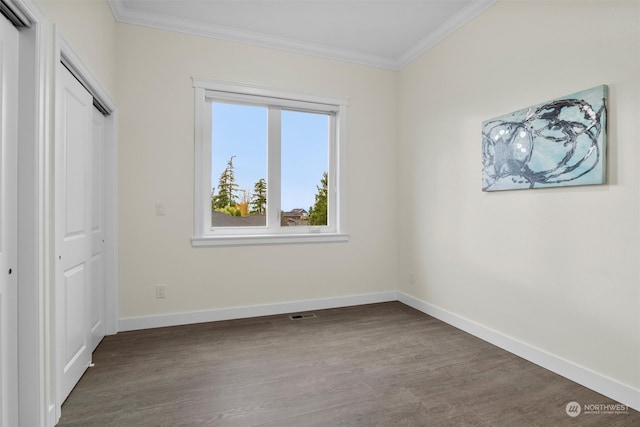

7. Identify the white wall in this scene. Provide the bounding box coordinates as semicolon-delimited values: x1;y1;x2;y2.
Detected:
398;0;639;394
37;0;117;98
115;23;398;319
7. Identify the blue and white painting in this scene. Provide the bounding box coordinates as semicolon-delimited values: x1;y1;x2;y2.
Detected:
482;85;607;191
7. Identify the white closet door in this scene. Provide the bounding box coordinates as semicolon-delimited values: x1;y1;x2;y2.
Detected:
0;13;18;427
55;63;94;403
90;108;106;352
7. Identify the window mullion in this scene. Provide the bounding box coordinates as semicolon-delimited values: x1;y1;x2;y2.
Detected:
267;107;281;231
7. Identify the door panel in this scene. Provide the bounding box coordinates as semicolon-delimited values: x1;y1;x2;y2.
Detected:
64;264;86;368
56;63;93;403
90;108;105;352
0;14;19;427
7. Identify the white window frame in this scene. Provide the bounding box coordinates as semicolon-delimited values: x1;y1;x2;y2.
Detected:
192;78;349;247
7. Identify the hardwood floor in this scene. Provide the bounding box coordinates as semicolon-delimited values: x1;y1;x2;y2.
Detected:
58;302;639;426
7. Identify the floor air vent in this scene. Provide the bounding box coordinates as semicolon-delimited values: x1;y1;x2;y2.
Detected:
289;313;317;320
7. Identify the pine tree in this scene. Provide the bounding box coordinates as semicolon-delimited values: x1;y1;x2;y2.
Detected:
308;172;328;226
213;156;239;210
251;178;267;214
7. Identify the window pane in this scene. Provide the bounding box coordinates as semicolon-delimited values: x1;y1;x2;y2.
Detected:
211;102;267;227
281;110;329;226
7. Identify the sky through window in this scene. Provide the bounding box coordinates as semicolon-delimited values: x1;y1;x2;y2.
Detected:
211;102;328;213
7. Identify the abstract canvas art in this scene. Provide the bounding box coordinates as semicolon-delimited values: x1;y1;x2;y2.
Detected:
482;85;608;191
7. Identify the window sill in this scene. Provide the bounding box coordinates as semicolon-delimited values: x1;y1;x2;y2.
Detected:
191;233;350;247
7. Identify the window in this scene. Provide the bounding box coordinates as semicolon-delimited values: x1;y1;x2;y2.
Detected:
192;79;349;246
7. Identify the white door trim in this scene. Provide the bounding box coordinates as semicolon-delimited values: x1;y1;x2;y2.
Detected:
52;30;118;424
1;11;20;427
7;0;48;425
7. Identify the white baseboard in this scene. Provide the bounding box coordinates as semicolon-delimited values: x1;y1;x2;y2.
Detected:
397;291;640;412
119;291;397;332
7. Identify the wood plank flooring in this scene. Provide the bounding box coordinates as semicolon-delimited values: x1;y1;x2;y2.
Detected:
58;302;639;426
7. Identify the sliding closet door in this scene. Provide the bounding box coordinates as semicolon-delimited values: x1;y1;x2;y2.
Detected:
0;12;18;427
90;108;106;352
55;63;93;403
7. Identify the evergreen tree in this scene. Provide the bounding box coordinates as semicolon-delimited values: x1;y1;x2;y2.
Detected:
213;156;239;210
251;178;267;214
308;172;328;226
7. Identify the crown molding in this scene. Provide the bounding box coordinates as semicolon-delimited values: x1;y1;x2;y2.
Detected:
108;0;497;71
396;0;498;69
108;0;397;69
